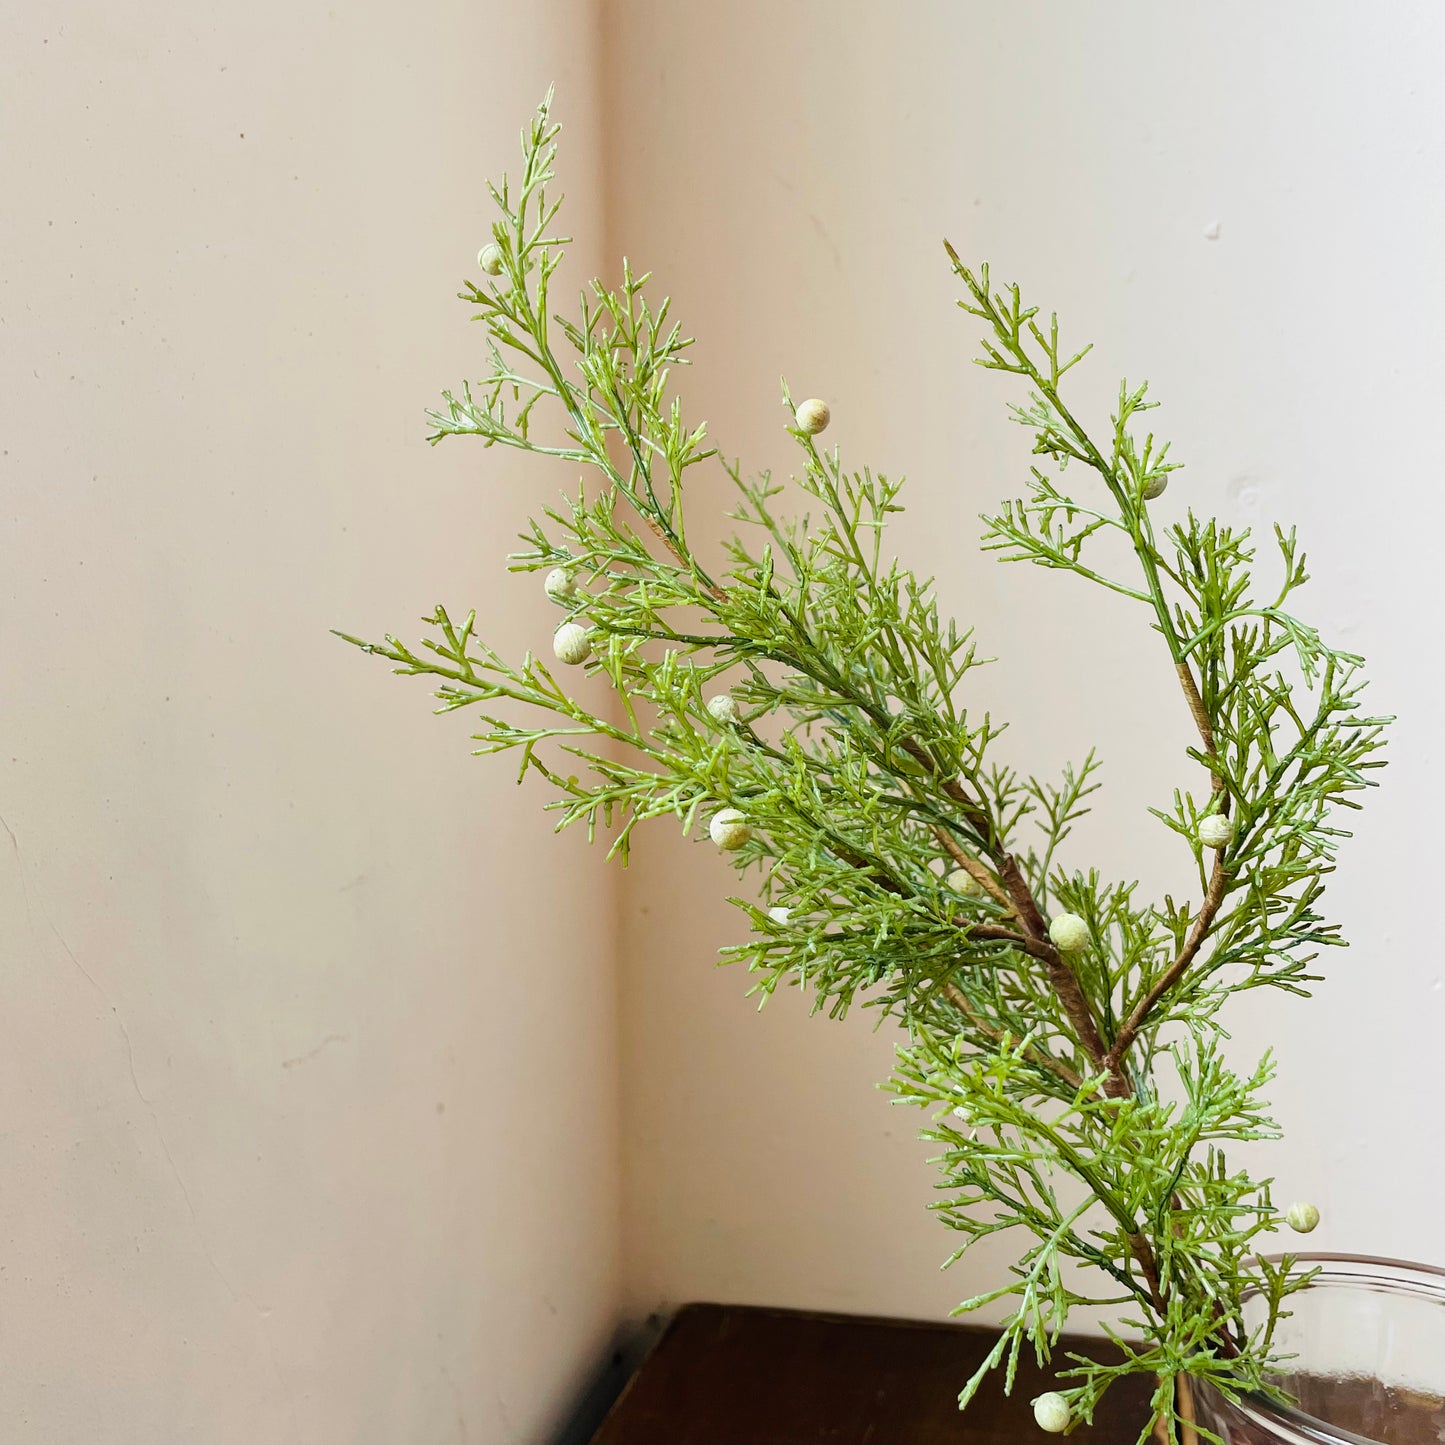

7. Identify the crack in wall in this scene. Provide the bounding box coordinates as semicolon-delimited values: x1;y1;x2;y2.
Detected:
281;1032;351;1070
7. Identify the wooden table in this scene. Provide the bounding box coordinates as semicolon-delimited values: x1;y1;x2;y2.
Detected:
589;1303;1154;1444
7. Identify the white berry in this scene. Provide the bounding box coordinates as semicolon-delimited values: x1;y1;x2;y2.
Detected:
1197;813;1236;850
478;242;504;276
1141;473;1169;500
767;905;792;925
551;622;591;666
795;398;831;435
709;808;752;851
1286;1201;1320;1234
945;867;984;898
1048;912;1090;953
1033;1392;1071;1434
706;693;739;725
544;567;578;603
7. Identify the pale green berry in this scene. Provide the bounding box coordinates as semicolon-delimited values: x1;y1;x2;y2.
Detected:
709;808;751;851
551;622;591;666
945;866;984;898
1197;813;1236;850
706;693;739;725
478;242;505;276
795;398;831;435
1033;1392;1071;1434
1141;472;1169;500
767;905;792;924
1048;912;1090;952
1286;1201;1320;1234
544;567;578;603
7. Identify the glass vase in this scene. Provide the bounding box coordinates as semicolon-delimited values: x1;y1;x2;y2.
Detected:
1191;1255;1445;1445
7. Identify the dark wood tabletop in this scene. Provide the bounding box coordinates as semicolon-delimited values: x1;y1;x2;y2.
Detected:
589;1302;1154;1444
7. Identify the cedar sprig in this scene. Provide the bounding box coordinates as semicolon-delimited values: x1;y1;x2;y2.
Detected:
340;94;1388;1443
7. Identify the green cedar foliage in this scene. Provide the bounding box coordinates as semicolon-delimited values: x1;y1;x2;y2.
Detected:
339;95;1388;1441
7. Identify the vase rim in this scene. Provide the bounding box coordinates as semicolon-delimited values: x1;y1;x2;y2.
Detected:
1226;1252;1445;1445
1251;1251;1445;1282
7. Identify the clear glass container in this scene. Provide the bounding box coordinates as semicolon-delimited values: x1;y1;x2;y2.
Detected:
1193;1255;1445;1445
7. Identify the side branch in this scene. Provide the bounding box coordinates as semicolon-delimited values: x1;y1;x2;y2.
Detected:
1176;661;1224;799
1106;853;1230;1069
994;858;1132;1100
940;771;1002;851
931;824;1014;912
1098;662;1233;1067
941;982;1083;1093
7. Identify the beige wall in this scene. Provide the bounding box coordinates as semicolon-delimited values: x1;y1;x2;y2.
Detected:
1;3;620;1441
604;1;1445;1323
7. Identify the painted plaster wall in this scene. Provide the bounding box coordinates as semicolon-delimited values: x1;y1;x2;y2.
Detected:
1;4;619;1439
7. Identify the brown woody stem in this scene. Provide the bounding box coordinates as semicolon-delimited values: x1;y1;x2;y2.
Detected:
1106;659;1234;1071
1175;1371;1200;1445
1176;660;1224;799
931;824;1014;911
1106;855;1229;1071
995;856;1133;1100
